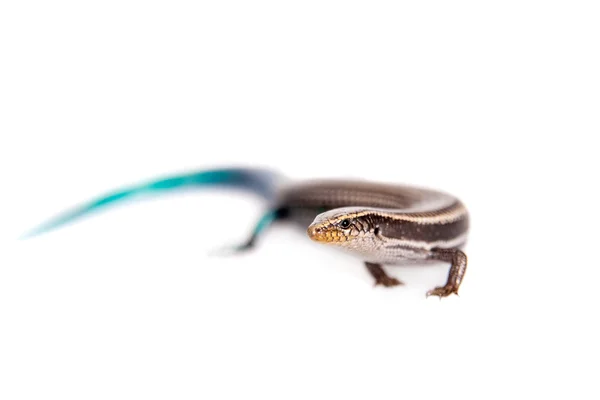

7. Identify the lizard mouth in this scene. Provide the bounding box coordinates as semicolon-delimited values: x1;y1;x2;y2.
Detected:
307;223;348;243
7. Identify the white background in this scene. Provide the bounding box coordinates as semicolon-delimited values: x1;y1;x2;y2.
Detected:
1;1;599;399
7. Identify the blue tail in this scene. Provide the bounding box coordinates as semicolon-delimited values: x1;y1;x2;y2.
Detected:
21;167;281;239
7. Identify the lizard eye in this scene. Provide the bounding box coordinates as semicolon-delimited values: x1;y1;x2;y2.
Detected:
339;219;351;229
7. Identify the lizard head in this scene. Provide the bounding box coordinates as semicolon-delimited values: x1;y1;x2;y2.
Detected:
307;207;377;246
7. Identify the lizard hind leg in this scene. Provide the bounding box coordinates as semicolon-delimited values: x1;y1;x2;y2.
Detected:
209;208;284;255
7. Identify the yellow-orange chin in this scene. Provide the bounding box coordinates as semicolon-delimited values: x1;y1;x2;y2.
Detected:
307;224;351;243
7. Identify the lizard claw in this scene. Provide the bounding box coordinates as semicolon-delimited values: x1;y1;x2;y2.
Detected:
426;285;459;298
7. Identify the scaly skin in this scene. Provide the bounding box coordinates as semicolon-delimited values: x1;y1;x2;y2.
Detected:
24;169;469;297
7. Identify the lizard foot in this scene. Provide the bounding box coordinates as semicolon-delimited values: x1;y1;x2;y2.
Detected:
374;276;403;287
426;285;459;298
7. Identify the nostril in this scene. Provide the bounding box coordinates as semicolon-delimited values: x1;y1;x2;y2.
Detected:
307;225;320;238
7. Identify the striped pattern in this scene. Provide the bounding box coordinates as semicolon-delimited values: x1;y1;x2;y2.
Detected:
22;167;469;297
283;180;469;265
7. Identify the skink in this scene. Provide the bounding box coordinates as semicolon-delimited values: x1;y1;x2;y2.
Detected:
23;167;469;298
